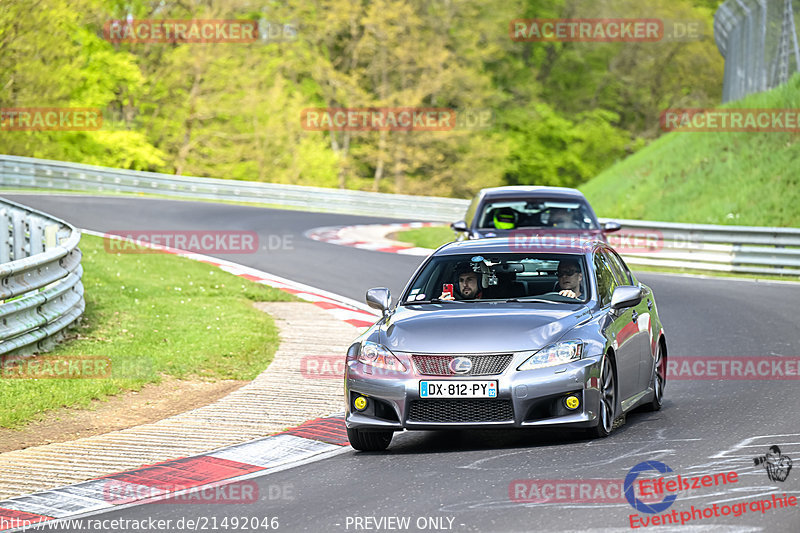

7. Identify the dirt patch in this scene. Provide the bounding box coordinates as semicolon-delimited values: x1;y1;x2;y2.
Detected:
0;377;246;453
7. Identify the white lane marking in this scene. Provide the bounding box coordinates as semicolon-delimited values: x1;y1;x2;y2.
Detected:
709;434;800;459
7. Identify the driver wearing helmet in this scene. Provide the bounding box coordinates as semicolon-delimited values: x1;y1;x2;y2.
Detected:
440;262;483;300
493;207;518;230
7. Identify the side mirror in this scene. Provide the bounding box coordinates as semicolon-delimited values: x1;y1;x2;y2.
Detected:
611;285;643;310
603;221;621;233
366;287;392;316
450;220;468;233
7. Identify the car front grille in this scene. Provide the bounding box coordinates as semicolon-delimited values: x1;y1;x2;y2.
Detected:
407;399;514;423
412;354;513;376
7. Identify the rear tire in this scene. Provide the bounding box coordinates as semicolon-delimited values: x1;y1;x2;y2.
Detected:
587;353;617;439
347;427;393;451
644;343;665;411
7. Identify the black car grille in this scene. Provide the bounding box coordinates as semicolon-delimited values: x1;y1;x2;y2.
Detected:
412;354;513;376
407;399;514;423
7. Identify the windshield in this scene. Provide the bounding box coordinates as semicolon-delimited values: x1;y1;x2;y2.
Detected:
403;253;590;304
477;199;599;230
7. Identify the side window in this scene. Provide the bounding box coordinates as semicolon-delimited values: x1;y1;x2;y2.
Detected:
593;252;618;307
603;249;632;286
464;196;481;228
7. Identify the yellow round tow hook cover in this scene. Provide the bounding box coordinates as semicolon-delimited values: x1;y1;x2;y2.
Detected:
565;395;580;410
354;396;368;411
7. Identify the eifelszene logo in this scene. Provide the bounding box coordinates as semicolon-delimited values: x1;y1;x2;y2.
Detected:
753;445;793;482
624;461;677;514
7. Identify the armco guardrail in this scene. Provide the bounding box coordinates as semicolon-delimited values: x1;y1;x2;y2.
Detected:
599;219;800;277
0;154;466;222
1;153;798;277
0;197;84;356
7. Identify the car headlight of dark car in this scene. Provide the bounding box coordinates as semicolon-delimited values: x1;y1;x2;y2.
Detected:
357;341;408;373
517;340;584;371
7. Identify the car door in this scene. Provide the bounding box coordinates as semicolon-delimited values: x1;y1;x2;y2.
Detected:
593;251;638;404
604;248;654;394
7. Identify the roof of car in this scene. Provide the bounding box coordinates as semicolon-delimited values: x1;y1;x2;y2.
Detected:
478;186;587;200
435;237;603;256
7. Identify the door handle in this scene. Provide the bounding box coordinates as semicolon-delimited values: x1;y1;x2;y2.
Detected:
631;310;638;322
647;299;653;310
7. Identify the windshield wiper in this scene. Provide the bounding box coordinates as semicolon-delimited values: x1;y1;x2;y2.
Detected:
514;298;560;304
404;298;455;305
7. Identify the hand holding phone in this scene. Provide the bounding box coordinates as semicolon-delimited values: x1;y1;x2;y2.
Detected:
442;283;454;300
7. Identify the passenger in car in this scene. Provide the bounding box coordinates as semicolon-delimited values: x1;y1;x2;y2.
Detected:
549;208;581;229
440;263;483;300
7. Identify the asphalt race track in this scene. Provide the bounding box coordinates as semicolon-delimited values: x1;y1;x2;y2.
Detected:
6;194;800;532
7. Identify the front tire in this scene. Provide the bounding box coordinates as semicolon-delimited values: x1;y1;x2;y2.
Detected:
588;353;617;438
644;343;665;411
347;427;393;451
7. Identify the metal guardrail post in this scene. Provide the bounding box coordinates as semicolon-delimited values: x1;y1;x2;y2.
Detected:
715;0;800;102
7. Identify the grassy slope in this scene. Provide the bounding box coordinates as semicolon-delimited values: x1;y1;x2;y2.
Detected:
581;75;800;226
393;226;455;249
0;234;296;427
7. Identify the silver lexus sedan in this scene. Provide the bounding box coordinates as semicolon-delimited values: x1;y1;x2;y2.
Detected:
344;238;667;451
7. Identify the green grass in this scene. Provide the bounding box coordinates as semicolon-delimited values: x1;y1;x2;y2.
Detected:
393;225;455;249
0;233;296;428
580;74;800;227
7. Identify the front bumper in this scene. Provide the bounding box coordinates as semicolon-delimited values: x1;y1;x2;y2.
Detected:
344;354;605;431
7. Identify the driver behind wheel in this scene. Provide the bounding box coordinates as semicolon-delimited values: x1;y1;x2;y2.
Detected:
555;259;583;299
493;207;518;230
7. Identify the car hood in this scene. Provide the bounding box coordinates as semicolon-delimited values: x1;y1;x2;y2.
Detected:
380;304;591;354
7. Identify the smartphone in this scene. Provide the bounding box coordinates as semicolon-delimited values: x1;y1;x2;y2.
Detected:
443;283;453;298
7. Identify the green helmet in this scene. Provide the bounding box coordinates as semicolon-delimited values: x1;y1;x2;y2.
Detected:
493;207;517;230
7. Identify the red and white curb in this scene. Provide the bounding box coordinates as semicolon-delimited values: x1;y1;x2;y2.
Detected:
0;416;349;530
305;222;439;256
0;231;376;531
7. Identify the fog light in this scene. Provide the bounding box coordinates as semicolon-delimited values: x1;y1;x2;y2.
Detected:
564;395;580;410
354;396;368;411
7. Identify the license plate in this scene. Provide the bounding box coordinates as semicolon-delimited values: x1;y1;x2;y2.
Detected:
419;380;498;398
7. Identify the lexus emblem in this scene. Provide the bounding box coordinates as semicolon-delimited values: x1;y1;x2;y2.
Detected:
449;357;472;374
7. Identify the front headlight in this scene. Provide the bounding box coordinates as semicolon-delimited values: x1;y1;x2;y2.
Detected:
357;341;407;372
517;340;583;371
